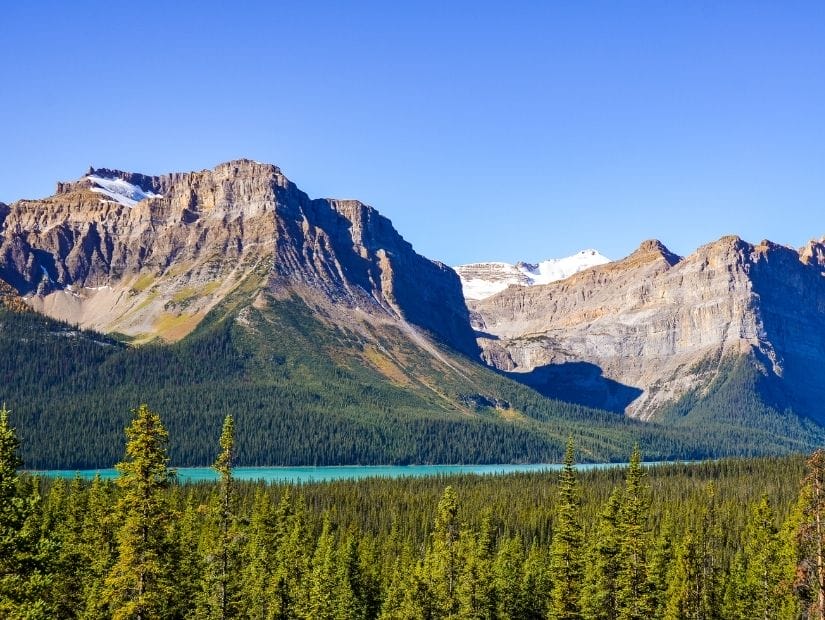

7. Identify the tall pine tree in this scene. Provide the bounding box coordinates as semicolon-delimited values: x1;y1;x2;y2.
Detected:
549;437;583;620
103;404;176;620
616;445;652;620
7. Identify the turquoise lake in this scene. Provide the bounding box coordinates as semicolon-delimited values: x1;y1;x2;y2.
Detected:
31;462;662;484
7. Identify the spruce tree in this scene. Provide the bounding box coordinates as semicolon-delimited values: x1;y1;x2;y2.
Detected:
456;518;496;619
664;483;723;620
305;515;338;620
0;404;52;619
645;512;675;618
549;437;583;620
239;488;277;618
102;404;176;620
428;485;462;617
616;445;651;620
493;535;525;620
201;415;240;619
582;489;622;620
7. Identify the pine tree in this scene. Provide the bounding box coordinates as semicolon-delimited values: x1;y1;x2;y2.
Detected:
582;488;622;620
305;515;338;620
521;542;551;620
239;488;277;618
645;512;675;618
201;415;241;619
49;475;90;617
102;404;176;620
335;530;367;620
616;445;651;620
270;493;310;619
456;518;496;619
549;437;583;620
0;404;52;619
428;485;462;617
493;535;525;620
739;496;784;619
664;483;723;620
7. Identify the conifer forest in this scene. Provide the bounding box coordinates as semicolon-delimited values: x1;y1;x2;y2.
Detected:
2;403;825;619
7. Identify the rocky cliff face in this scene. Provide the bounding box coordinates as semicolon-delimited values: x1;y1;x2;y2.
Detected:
0;160;477;356
471;236;825;421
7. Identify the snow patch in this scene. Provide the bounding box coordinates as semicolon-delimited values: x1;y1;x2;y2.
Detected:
520;249;611;285
87;175;159;208
455;249;611;301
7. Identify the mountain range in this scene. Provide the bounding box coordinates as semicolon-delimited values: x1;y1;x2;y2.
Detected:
1;159;823;467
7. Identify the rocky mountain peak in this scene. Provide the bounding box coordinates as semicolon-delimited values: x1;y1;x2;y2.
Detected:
627;239;681;266
471;231;825;421
0;160;477;355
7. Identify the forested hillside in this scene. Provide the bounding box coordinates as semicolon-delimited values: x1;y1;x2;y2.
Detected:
3;293;824;469
2;405;825;618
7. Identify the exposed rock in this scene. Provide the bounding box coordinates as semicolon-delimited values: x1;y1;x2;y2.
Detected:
0;160;478;355
471;236;825;421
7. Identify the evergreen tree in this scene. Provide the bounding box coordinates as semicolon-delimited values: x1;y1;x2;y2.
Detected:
549;437;583;620
102;404;176;620
0;404;52;619
664;484;723;620
616;446;651;620
521;542;551;620
456;518;496;619
739;496;785;619
428;485;462;617
201;415;241;619
645;512;675;618
335;530;367;620
582;489;622;620
81;474;118;619
493;535;525;620
239;488;277;618
305;516;338;620
270;493;311;619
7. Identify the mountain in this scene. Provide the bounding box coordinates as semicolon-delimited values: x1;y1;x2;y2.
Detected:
0;160;477;355
454;249;611;300
470;236;825;428
0;160;702;468
2;160;824;467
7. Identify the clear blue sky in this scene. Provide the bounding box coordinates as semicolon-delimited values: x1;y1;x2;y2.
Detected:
1;1;823;265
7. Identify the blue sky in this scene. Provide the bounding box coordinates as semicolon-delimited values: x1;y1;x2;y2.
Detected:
1;1;823;265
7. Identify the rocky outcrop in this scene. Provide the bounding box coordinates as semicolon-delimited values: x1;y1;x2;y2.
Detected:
471;236;825;421
0;160;477;355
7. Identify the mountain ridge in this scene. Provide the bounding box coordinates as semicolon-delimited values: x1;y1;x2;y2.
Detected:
470;233;825;423
2;159;825;466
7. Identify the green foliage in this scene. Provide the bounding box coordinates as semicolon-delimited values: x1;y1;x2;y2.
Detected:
548;438;583;620
9;405;825;617
102;405;176;619
0;405;52;618
4;299;825;470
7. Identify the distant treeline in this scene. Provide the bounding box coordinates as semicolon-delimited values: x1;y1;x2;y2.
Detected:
2;403;825;619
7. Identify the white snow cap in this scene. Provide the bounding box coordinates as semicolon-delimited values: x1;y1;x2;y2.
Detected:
455;249;611;301
521;249;610;285
87;175;159;208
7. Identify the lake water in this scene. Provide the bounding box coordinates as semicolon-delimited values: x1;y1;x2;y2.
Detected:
31;462;648;484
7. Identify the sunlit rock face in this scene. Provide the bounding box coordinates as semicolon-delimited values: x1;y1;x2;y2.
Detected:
0;160;477;355
470;236;825;421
